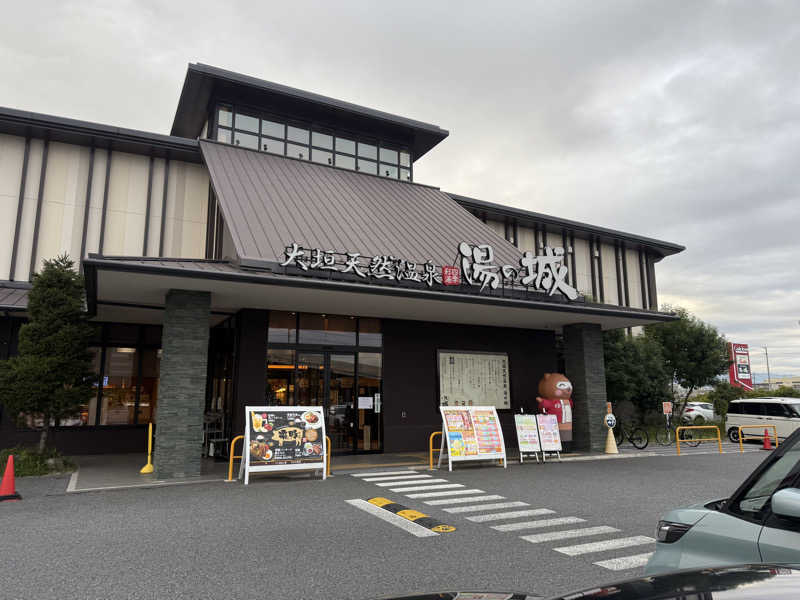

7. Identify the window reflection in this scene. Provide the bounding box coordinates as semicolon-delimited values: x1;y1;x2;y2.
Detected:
287;126;310;144
336;138;356;155
336;154;356;170
217;129;231;144
267;348;295;405
380;164;399;179
262;139;285;155
358;159;377;175
268;311;297;344
358;318;382;347
287;143;308;160
400;168;411;181
135;349;160;424
379;147;398;164
357;352;382;451
235;113;259;133
261;119;284;138
399;151;410;167
299;314;356;345
234;132;259;149
358;142;378;160
100;347;137;425
312;132;333;149
311;149;333;166
218;107;233;127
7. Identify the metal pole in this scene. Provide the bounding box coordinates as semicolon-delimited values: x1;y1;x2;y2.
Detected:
763;346;771;389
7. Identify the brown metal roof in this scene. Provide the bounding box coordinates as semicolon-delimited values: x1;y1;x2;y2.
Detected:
200;140;522;267
0;281;30;311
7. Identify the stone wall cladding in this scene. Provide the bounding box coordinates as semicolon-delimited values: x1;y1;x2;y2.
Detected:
154;290;210;479
564;323;607;453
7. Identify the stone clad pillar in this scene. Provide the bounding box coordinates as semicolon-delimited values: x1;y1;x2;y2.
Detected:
154;290;211;479
564;323;607;453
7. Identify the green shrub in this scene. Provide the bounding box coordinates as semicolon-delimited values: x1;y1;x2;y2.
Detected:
0;446;75;477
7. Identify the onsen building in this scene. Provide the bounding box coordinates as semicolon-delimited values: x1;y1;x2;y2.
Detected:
0;64;683;477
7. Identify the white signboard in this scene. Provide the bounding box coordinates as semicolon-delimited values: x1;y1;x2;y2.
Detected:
240;405;327;484
438;350;510;409
514;414;542;463
537;413;563;453
439;406;507;471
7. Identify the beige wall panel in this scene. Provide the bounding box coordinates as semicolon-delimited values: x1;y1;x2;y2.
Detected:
517;226;536;254
600;242;619;305
162;161;208;258
12;139;45;280
0;134;27;279
103;151;148;256
35;143;90;271
485;219;506;240
573;236;592;297
84;149;109;257
626;248;644;309
146;158;166;257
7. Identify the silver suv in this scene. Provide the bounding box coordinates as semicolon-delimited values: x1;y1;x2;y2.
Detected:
647;427;800;574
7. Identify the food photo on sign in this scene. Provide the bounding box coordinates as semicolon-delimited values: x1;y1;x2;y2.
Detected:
249;409;324;465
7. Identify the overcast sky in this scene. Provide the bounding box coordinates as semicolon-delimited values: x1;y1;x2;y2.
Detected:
2;1;797;376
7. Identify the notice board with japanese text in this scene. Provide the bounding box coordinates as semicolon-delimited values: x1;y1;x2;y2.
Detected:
241;406;327;484
438;350;510;409
439;406;507;470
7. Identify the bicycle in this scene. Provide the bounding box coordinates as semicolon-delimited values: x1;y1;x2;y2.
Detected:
614;421;649;449
655;415;701;447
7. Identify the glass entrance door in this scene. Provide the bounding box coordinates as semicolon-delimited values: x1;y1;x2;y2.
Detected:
328;353;355;453
290;350;378;454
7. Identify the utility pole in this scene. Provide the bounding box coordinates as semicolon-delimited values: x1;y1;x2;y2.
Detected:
762;345;771;390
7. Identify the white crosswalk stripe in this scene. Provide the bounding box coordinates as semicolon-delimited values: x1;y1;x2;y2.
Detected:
345;499;438;538
466;508;555;523
443;501;528;514
405;489;485;499
350;470;420;478
492;516;585;532
390;483;465;492
362;474;434;482
425;495;506;506
375;478;446;487
554;536;655;556
593;552;654;570
520;526;620;543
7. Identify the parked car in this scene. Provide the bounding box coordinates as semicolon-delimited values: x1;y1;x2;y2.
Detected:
726;397;800;443
681;401;715;424
382;564;800;600
646;427;800;575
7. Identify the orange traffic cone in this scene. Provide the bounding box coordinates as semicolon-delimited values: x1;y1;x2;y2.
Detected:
0;455;21;502
763;429;773;451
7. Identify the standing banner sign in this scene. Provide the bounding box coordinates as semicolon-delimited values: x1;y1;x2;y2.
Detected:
514;414;542;463
439;406;507;471
536;413;562;459
240;406;327;484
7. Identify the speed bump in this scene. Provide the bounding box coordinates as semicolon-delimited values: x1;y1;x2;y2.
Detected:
368;497;456;533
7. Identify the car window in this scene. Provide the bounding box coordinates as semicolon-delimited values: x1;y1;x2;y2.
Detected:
702;403;714;411
730;437;800;519
765;403;787;417
728;403;742;415
787;404;800;418
742;402;766;416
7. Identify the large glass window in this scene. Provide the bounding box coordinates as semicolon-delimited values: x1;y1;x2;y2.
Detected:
100;347;138;425
268;311;297;344
267;348;295;405
59;347;102;426
357;352;382;451
299;314;356;345
358;318;382;347
214;106;412;180
135;349;160;424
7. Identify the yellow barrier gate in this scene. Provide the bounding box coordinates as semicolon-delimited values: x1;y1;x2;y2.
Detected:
738;425;778;453
429;431;442;470
676;425;722;455
227;434;332;481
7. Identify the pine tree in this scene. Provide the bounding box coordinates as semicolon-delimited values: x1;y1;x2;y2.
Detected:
0;254;95;452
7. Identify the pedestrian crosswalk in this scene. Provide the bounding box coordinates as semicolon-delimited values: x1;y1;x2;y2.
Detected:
350;469;655;572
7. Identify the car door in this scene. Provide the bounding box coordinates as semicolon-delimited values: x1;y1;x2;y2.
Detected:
737;432;800;562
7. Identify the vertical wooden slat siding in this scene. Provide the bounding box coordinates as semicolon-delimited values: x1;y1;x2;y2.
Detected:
570;231;577;289
596;238;605;303
9;136;31;281
97;149;113;255
28;139;50;279
79;146;96;264
614;242;623;306
589;236;597;300
621;241;630;307
638;248;648;309
159;158;171;257
142;155;155;256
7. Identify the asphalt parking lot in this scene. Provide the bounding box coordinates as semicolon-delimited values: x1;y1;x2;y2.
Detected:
1;450;767;600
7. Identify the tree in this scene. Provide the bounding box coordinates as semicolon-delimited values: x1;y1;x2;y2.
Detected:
604;329;671;417
707;381;746;422
0;255;95;452
645;306;730;417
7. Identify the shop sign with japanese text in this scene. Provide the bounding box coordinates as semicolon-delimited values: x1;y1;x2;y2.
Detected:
280;241;579;300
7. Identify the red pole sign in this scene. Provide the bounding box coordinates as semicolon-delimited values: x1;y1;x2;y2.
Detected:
728;342;754;391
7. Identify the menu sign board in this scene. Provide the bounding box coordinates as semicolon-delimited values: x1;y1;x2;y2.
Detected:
438;350;510;409
536;413;562;452
514;414;542;461
439;406;507;470
241;406;327;484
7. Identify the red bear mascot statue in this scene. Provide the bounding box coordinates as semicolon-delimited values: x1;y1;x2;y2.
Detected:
536;373;573;443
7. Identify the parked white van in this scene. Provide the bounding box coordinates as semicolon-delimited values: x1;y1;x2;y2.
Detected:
726;397;800;443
